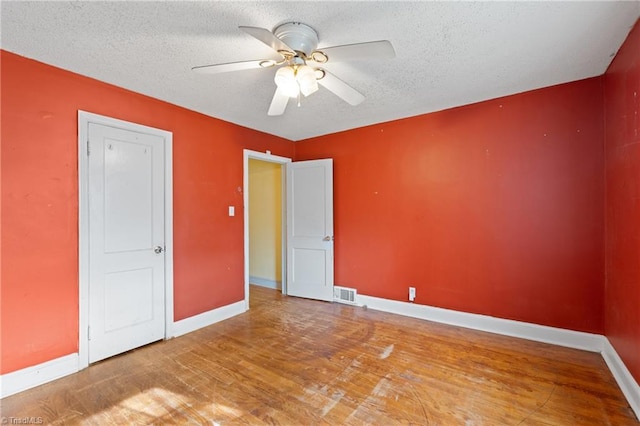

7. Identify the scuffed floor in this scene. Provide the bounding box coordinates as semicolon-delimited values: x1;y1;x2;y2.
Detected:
1;285;637;425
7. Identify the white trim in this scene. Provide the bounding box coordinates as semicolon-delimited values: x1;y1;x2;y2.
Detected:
0;300;245;398
357;294;640;417
163;124;175;339
243;149;291;310
602;339;640;419
171;301;246;338
0;353;78;399
249;276;281;290
357;294;604;352
77;111;174;369
2;297;639;416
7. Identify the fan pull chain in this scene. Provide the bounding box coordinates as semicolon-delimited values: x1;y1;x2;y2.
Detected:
297;92;301;107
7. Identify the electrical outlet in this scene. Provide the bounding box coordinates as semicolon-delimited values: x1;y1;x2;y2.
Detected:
409;287;416;302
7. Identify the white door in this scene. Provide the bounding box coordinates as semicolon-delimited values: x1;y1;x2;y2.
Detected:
88;123;165;363
286;159;334;301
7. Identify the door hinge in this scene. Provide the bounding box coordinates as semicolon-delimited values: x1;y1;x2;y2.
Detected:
87;326;91;341
86;140;90;156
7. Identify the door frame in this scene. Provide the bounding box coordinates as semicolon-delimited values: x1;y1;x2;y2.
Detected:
77;111;174;370
243;149;291;309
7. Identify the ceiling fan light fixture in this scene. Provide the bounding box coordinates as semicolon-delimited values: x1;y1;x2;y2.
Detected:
274;64;319;98
274;66;300;98
296;65;318;96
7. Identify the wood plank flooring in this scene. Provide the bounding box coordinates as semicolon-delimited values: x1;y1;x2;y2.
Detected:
1;285;637;425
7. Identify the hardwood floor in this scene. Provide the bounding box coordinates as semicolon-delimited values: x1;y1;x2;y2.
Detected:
1;285;637;425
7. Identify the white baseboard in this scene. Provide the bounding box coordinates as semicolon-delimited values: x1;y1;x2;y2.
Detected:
2;296;637;420
602;339;640;419
0;353;79;399
171;300;246;338
357;295;604;352
249;276;281;290
357;294;639;419
1;301;247;399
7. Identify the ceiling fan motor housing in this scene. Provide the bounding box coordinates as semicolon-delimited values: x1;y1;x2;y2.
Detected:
274;22;319;57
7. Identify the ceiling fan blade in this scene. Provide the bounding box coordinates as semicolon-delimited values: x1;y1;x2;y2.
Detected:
239;26;295;54
317;70;365;106
268;87;290;116
192;60;268;74
314;40;395;63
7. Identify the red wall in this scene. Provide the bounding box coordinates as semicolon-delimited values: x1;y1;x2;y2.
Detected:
0;51;294;374
4;28;638;383
296;78;605;334
604;20;640;384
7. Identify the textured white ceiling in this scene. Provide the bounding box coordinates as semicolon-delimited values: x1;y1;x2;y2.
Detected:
1;1;638;141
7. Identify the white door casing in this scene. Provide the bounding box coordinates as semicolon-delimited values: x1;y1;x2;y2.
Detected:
78;111;173;369
286;159;334;301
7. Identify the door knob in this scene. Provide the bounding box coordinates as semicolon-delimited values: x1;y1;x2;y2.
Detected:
323;236;332;241
154;246;164;254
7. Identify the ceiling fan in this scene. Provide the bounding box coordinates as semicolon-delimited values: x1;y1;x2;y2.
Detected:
192;22;395;116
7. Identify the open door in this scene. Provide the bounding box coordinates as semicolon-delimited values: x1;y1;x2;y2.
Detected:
286;159;334;301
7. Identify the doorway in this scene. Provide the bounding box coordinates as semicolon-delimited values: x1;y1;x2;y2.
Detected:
243;150;336;308
243;150;291;308
248;159;284;291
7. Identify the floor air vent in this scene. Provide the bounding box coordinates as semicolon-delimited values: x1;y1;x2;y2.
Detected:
334;286;357;305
